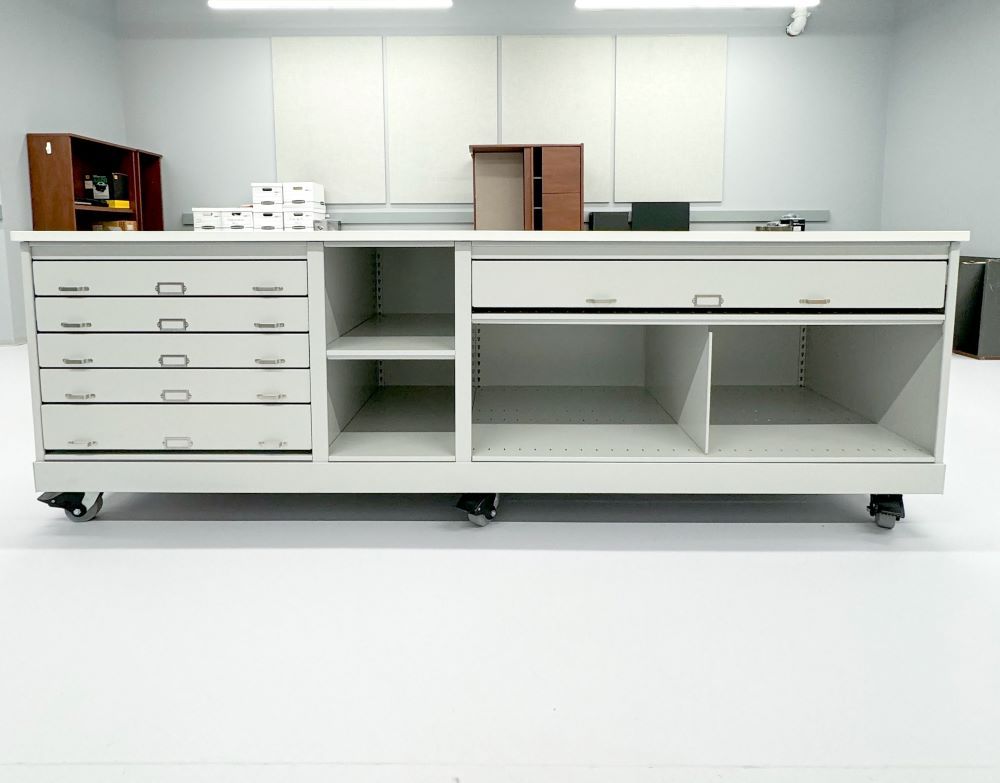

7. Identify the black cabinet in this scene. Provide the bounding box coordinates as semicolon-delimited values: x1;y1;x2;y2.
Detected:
954;257;1000;360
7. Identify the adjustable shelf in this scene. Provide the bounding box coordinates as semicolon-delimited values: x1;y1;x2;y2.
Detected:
709;386;933;462
326;314;455;360
472;386;704;461
329;386;455;462
74;204;135;215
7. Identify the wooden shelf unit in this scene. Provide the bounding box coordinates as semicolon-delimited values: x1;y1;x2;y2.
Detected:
27;133;164;231
470;144;584;231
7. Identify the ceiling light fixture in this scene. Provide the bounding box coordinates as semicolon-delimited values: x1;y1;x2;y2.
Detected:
208;0;453;10
575;0;819;9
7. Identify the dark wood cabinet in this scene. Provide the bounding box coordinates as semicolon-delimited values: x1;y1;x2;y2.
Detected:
470;144;583;231
27;133;164;231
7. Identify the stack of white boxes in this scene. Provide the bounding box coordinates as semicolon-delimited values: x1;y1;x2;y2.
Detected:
193;182;326;232
251;183;284;232
279;182;326;231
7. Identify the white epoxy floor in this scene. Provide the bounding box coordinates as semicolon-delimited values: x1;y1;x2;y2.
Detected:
1;344;998;783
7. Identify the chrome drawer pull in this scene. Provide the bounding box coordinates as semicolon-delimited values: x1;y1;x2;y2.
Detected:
62;358;94;365
163;437;194;450
693;294;725;307
800;298;832;305
64;393;96;401
57;286;90;293
257;392;288;401
60;322;92;329
254;322;286;330
161;389;192;402
586;298;618;305
157;318;190;332
158;354;191;367
252;285;284;293
155;282;187;295
67;439;98;448
258;439;288;449
255;358;287;366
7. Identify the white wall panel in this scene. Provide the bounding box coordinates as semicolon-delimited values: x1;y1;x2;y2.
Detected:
615;35;728;203
387;36;497;204
272;37;386;204
501;36;614;203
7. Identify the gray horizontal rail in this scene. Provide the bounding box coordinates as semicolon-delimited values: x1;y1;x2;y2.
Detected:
181;208;830;227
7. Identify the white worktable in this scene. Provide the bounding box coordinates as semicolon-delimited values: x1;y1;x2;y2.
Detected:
13;229;970;526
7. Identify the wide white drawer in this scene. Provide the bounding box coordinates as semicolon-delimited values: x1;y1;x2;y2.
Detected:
36;297;309;333
40;369;311;404
472;260;948;310
33;260;307;296
42;404;311;452
37;334;310;369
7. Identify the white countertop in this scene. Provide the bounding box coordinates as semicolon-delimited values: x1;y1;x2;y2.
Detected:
11;230;971;244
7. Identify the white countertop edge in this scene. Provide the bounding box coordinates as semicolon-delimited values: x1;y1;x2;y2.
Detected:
11;230;971;244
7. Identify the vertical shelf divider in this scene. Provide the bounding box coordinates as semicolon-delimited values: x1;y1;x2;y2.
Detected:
455;242;473;462
645;325;713;454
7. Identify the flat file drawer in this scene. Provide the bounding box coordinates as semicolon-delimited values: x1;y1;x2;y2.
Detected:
36;297;309;333
472;260;948;310
33;260;307;296
42;405;311;452
40;369;311;404
37;334;310;369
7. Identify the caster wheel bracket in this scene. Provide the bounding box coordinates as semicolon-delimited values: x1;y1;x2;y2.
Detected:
457;493;501;526
868;494;904;530
39;492;104;522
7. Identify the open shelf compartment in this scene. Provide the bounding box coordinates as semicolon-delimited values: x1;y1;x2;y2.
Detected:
471;322;943;463
324;245;457;461
708;325;942;462
325;246;455;361
472;324;711;462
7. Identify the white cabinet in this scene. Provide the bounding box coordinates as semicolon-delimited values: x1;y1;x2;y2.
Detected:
13;232;967;527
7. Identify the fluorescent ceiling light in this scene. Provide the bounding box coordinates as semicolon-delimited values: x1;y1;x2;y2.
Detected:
576;0;819;9
208;0;453;10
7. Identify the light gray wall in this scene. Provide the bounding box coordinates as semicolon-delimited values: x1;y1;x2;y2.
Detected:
881;0;998;254
118;30;893;231
120;38;278;230
722;33;890;231
0;0;127;344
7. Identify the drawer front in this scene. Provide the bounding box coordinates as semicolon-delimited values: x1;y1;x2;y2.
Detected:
33;260;307;296
472;260;948;310
37;334;310;369
42;405;311;452
36;297;309;333
40;369;311;404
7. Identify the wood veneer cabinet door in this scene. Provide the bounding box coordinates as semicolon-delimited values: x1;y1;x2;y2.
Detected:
541;146;583;195
542;192;583;231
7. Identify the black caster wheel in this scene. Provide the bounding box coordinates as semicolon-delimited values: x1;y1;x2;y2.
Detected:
38;492;105;523
868;494;904;530
457;493;500;527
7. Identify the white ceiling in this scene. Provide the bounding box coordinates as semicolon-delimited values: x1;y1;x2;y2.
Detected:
113;0;899;38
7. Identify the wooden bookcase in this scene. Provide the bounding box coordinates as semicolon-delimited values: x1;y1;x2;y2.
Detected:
27;133;164;231
470;144;583;231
